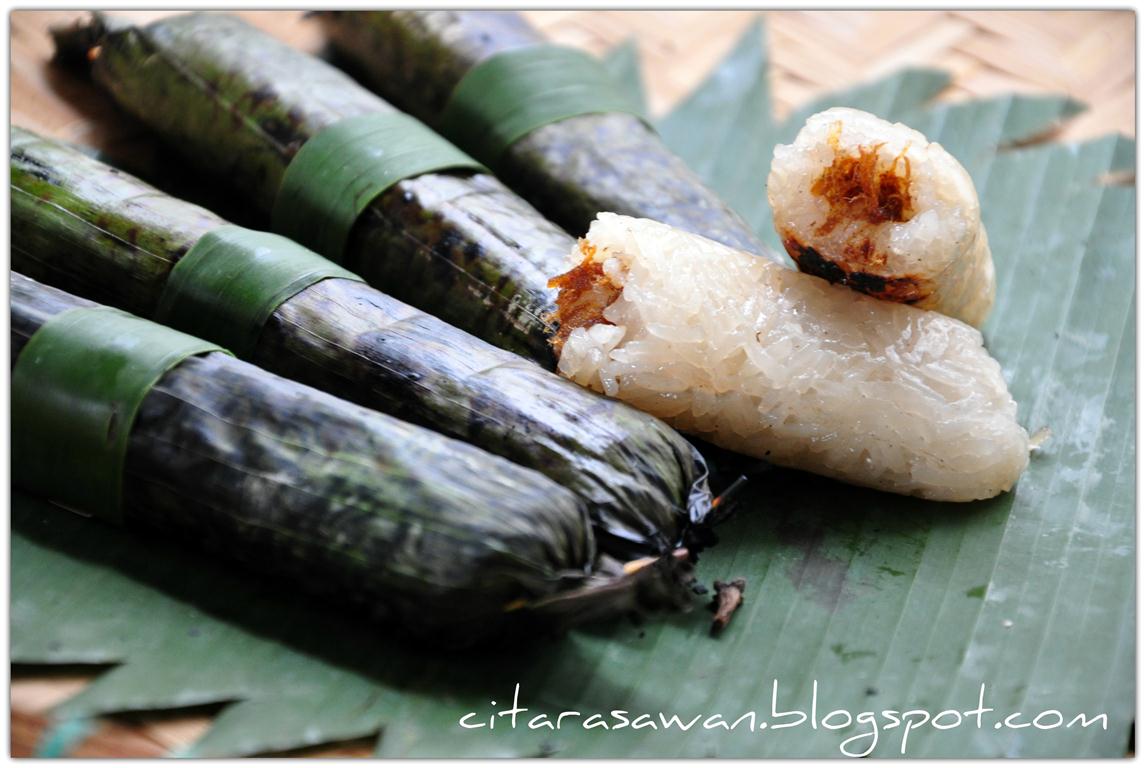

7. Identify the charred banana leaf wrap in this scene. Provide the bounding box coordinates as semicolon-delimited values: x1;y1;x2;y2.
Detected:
316;10;766;252
12;304;226;523
271;111;484;260
436;45;644;170
12;274;700;639
12;127;713;557
154;225;363;357
59;11;574;366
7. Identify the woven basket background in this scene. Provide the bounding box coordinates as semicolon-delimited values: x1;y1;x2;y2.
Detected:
9;8;1135;758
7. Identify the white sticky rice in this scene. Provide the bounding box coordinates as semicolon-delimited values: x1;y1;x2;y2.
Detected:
556;213;1029;502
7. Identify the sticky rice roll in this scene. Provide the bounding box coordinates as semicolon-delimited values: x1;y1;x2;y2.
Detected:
768;107;995;327
550;213;1029;503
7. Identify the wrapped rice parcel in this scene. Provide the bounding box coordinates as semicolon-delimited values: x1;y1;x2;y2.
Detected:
11;273;696;641
54;11;571;367
314;10;766;252
12;126;712;558
550;214;1031;502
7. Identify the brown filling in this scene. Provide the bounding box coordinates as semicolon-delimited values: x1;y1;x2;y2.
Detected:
547;240;623;356
811;124;914;236
780;122;931;303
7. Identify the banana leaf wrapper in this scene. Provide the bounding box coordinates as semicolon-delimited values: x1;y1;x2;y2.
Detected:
314;10;766;252
54;11;573;367
12;273;697;641
11;127;712;557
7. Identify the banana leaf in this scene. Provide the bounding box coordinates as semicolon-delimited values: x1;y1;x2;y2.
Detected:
315;10;766;253
11;126;711;558
15;15;1134;758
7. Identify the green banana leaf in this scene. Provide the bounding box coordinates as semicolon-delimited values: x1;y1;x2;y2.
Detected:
601;39;648;123
13;16;1134;758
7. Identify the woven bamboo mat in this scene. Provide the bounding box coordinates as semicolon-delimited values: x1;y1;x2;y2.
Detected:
9;8;1135;758
531;9;1134;142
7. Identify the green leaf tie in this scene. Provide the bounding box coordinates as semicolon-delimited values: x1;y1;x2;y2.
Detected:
11;307;229;524
155;225;363;358
438;44;649;168
271;112;485;260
